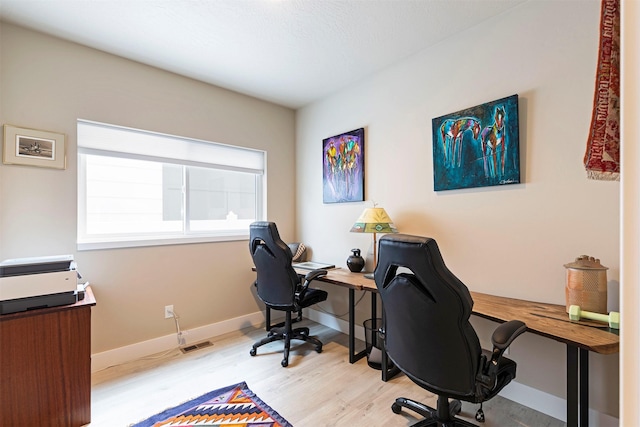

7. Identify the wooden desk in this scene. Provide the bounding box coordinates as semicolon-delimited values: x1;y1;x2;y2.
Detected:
469;291;618;427
309;270;619;427
469;291;619;354
0;287;96;426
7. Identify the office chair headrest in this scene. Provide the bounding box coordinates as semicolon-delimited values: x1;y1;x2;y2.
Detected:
375;233;473;315
374;234;434;283
249;221;293;262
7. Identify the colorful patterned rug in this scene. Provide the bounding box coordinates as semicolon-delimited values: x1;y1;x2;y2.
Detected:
130;382;292;427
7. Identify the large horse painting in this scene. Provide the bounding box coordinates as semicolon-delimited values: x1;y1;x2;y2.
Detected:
432;95;520;191
323;128;365;203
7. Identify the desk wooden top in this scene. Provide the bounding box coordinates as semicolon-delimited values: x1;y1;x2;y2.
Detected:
470;291;619;354
302;268;619;355
300;267;375;291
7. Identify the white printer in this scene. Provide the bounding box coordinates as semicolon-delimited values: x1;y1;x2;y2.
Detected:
0;255;79;314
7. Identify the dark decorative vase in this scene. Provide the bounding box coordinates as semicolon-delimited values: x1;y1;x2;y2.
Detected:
347;248;365;272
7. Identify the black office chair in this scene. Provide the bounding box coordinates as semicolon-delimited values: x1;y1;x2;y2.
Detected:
249;221;328;367
374;234;527;426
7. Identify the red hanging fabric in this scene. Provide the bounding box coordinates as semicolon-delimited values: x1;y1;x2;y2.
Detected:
584;0;620;181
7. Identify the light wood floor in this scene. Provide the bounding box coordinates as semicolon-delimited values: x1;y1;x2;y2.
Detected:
90;320;564;426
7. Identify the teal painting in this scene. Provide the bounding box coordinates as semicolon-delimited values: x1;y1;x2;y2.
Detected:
432;95;520;191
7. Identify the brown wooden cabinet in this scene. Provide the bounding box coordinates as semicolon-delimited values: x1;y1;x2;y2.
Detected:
0;287;96;426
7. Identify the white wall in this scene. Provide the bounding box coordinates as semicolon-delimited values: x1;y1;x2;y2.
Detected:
0;22;296;353
620;0;640;423
296;0;619;419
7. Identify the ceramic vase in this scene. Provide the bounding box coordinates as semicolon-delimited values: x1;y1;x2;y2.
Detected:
347;248;365;272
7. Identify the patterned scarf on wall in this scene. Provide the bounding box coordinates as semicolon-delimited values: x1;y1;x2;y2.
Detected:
584;0;620;181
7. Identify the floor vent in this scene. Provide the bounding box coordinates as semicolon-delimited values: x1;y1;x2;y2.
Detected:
180;340;213;354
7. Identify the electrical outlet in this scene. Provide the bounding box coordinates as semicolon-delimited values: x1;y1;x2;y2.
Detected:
164;305;174;319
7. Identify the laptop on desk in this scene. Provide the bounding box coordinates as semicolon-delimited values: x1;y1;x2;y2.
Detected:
293;261;336;270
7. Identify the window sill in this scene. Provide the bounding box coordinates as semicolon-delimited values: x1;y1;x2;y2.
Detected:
77;233;249;251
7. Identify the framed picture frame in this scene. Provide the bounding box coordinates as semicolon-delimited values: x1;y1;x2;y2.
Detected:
432;94;520;191
3;124;66;170
323;127;365;203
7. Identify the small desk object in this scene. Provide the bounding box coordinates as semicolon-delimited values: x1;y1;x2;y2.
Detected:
0;286;96;426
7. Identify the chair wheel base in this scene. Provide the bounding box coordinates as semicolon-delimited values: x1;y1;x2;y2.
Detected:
249;321;324;367
391;397;478;427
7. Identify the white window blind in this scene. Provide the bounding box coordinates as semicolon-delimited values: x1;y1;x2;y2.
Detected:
77;120;266;250
77;120;264;172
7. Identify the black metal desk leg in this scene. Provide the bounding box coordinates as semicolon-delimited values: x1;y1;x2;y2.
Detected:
371;292;377;320
349;288;355;363
567;345;590;427
579;348;589;427
567;345;578;427
375;292;400;382
348;288;368;364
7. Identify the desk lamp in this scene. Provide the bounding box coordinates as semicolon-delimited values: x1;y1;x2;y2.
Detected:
350;206;397;279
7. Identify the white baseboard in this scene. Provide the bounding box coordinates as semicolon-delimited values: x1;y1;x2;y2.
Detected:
306;308;619;426
91;310;269;373
305;307;366;342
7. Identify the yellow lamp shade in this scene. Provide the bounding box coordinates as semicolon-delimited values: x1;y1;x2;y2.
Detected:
350;207;397;234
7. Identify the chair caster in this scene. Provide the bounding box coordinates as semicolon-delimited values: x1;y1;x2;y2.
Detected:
250;348;257;356
315;345;322;353
450;399;462;416
281;359;289;367
391;402;402;414
475;407;485;423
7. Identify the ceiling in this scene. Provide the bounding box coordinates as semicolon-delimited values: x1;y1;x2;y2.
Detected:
0;0;527;109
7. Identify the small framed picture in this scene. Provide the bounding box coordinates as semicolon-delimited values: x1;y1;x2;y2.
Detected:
3;125;66;169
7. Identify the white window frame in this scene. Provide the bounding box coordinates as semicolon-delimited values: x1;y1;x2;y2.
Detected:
77;119;266;250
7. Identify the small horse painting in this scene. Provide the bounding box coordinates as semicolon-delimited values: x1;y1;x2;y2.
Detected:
439;117;481;168
432;95;520;191
480;106;507;178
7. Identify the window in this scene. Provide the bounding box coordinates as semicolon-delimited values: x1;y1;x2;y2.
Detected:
77;120;266;250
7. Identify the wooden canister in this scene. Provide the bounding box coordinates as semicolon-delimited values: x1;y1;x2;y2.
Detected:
564;255;608;314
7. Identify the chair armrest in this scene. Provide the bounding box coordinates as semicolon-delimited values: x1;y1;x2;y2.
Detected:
297;269;328;300
489;320;526;363
304;269;328;282
492;320;527;350
478;320;526;391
